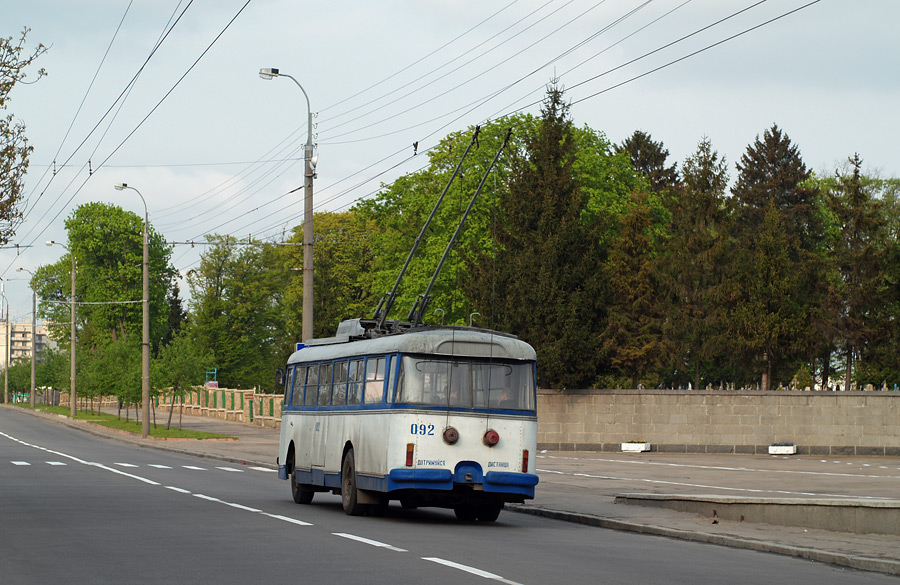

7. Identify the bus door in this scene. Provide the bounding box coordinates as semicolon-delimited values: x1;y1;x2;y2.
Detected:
312;362;333;468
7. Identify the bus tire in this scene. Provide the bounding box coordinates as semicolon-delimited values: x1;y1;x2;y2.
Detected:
453;505;477;522
476;504;502;522
291;468;315;505
341;449;364;516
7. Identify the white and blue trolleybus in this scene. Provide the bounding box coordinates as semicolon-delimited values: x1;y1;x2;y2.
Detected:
276;318;539;521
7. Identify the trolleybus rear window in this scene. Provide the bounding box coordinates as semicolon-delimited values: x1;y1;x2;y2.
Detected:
395;356;535;411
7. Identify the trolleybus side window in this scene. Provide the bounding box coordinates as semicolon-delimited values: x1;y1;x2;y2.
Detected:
364;357;386;404
304;365;318;407
347;359;364;405
291;365;306;408
333;361;348;406
318;363;333;407
283;365;294;404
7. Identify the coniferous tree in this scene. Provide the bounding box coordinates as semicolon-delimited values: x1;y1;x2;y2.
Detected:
617;130;679;193
824;155;889;389
729;125;821;388
486;83;604;388
602;192;662;388
659;137;730;390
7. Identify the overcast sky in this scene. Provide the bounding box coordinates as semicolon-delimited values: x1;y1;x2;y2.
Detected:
3;0;898;320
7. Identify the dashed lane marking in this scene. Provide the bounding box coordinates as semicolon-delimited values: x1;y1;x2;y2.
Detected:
423;557;522;585
333;533;407;552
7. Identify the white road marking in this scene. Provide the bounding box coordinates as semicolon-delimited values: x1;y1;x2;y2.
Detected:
333;533;407;552
165;486;191;494
47;461;66;466
423;557;522;584
215;466;243;473
248;466;275;472
262;513;312;526
11;461;30;466
148;464;172;469
114;462;139;468
182;465;206;470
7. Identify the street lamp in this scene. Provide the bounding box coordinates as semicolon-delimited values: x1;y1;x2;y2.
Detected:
16;267;36;408
47;241;77;418
114;182;150;439
259;67;316;343
1;281;8;404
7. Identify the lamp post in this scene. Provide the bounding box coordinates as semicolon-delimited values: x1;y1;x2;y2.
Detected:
1;281;7;404
47;241;77;418
114;183;150;439
259;67;315;343
16;267;36;408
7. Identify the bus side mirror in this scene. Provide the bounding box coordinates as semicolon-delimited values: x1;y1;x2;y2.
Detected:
275;368;284;387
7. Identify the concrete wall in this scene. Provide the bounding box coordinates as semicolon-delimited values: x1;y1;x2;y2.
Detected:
537;389;900;456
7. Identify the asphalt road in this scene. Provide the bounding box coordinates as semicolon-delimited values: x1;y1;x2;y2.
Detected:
1;409;896;585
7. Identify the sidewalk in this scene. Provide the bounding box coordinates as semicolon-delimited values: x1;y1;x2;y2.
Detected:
22;406;900;577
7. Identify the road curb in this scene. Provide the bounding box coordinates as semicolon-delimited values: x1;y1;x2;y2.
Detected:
506;504;900;576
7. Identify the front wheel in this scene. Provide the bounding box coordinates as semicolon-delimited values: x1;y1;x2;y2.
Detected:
341;449;364;516
476;504;502;522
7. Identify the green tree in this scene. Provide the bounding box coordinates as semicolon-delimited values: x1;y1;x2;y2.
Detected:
823;155;889;389
469;83;605;388
35;202;177;349
659;137;730;390
729;125;822;388
731;203;806;390
283;211;378;339
617;130;679;193
601;191;663;388
185;236;291;390
1;28;46;243
152;330;214;429
360;119;531;327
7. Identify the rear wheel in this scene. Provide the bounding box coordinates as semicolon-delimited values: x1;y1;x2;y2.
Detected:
453;504;477;522
291;452;314;504
341;449;364;516
476;504;502;522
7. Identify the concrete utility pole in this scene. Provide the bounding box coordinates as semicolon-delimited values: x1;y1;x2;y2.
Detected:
259;67;316;342
47;241;77;417
114;183;151;438
17;267;36;407
1;282;7;404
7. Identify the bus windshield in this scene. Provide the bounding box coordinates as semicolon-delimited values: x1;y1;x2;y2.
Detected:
396;356;535;411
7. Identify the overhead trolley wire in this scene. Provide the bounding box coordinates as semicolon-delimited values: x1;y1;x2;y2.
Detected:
19;0;136;222
12;0;194;248
205;0;827;252
2;0;253;278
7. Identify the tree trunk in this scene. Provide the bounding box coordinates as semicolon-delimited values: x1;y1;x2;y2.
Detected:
693;362;701;393
761;351;770;391
845;346;853;391
166;389;175;430
821;351;831;391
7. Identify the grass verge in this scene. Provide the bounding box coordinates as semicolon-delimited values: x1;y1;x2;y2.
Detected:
17;403;235;440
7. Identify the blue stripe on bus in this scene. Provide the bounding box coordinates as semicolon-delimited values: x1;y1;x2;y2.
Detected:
290;468;537;499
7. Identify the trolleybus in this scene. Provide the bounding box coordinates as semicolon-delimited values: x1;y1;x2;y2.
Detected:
276;318;539;521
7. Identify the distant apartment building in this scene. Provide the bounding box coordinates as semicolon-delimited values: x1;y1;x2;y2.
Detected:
0;322;59;370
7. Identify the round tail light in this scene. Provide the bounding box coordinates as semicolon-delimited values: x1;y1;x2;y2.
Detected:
443;426;459;445
483;429;500;447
